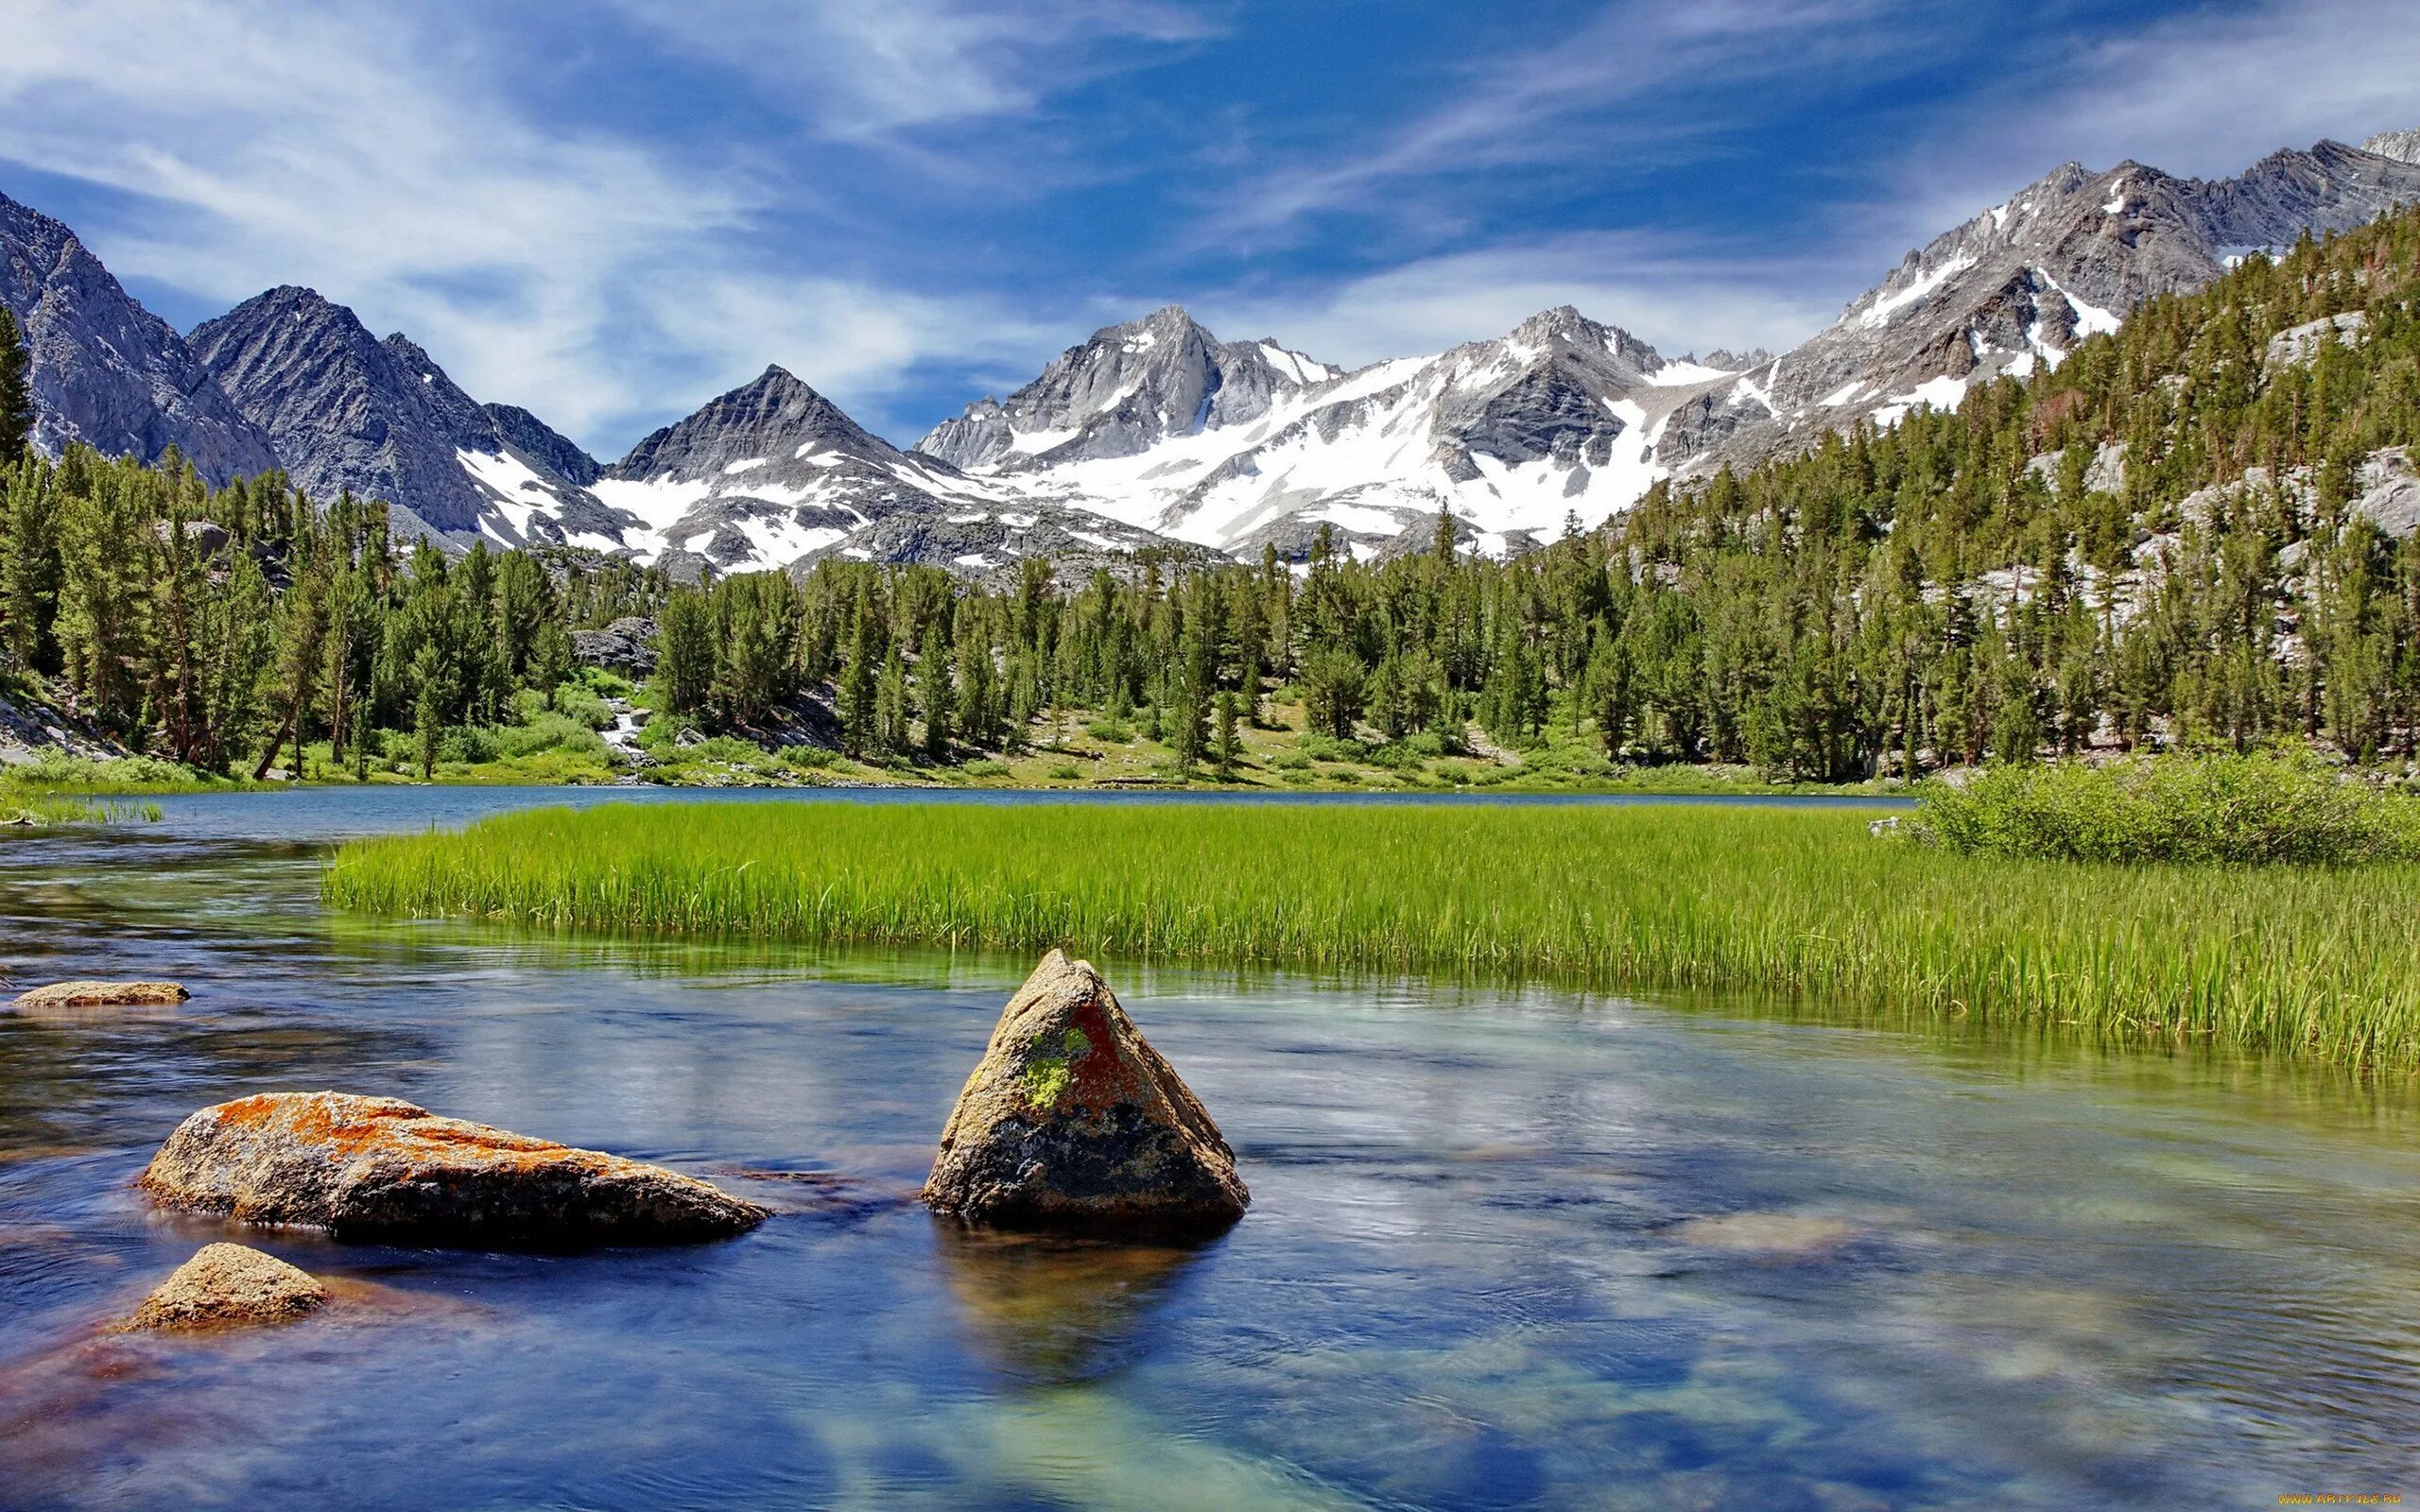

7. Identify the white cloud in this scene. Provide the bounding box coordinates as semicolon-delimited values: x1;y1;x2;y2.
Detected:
1867;0;2420;264
0;0;1075;452
606;0;1221;140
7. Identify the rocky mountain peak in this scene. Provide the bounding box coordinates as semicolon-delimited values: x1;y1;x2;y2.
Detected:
609;364;889;483
1506;305;1662;372
0;187;277;483
916;305;1335;472
2363;128;2420;166
190;284;606;541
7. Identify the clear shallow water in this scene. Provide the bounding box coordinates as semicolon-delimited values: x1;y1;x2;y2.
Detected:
1;794;2415;1510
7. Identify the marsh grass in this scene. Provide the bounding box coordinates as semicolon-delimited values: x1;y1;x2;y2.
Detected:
321;799;2420;1071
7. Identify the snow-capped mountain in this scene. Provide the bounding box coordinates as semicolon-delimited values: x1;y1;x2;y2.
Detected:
592;364;1188;582
918;303;1741;558
1679;134;2420;470
188;286;624;546
904;130;2420;559
11;122;2420;576
0;189;276;484
921;304;1337;470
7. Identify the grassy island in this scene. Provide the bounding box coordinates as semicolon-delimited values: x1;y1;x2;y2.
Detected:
324;794;2420;1073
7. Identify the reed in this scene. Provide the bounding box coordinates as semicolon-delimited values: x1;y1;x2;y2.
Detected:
322;799;2420;1071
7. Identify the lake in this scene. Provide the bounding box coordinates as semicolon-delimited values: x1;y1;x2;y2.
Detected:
1;788;2413;1509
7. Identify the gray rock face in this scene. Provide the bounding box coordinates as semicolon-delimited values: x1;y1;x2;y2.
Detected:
572;616;660;675
2355;447;2420;539
138;1091;769;1246
2365;129;2420;167
0;189;278;484
189;286;623;544
919;304;1335;471
486;402;599;486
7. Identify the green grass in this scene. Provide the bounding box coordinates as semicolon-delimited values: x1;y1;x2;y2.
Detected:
323;799;2420;1072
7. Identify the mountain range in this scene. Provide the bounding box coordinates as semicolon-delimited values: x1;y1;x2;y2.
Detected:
6;126;2419;578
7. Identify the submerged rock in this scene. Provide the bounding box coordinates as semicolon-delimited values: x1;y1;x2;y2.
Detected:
11;980;188;1009
925;951;1248;1232
115;1243;326;1332
137;1091;770;1245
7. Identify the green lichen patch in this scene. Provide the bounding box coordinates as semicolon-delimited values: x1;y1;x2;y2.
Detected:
1019;1028;1093;1111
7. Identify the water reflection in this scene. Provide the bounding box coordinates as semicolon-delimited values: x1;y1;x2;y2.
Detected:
933;1222;1211;1386
1;811;2417;1510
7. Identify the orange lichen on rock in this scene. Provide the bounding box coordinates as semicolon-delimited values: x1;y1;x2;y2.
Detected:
138;1091;769;1246
925;950;1248;1233
10;981;188;1009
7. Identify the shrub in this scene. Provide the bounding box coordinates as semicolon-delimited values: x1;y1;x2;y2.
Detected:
550;681;616;731
439;726;501;765
1046;764;1082;781
1085;719;1132;744
962;758;1010;778
578;666;634;700
781;746;839;771
496;713;610;761
1270;749;1312;771
1297;731;1364;764
1904;750;2420;866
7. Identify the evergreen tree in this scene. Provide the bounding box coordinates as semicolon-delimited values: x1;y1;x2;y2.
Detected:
0;307;32;468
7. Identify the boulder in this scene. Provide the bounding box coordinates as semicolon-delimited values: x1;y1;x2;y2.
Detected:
571;616;660;675
11;980;188;1009
115;1243;326;1332
925;951;1248;1232
137;1091;769;1245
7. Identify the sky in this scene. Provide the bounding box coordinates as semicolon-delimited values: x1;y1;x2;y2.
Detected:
1;0;2413;455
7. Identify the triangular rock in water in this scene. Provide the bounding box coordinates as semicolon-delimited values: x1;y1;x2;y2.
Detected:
115;1243;326;1332
925;951;1248;1232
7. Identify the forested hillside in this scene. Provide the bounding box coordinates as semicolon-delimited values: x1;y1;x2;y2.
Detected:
1;205;2416;785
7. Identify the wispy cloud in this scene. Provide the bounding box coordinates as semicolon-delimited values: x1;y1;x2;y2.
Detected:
1199;232;1856;369
0;0;1124;448
608;0;1224;140
1865;0;2420;261
1206;0;1910;242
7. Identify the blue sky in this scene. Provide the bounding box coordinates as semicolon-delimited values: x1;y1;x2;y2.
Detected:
2;0;2413;455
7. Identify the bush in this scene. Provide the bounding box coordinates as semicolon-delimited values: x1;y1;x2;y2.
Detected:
496;713;610;761
962;758;1010;778
3;752;199;793
1297;731;1364;764
780;746;838;771
439;726;501;765
1905;751;2420;866
550;681;616;731
1046;764;1082;781
1085;719;1132;744
577;666;634;700
1270;749;1312;771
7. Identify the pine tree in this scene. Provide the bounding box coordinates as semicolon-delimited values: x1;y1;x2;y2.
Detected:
658;592;717;716
918;621;953;760
874;643;910;755
0;307;33;467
